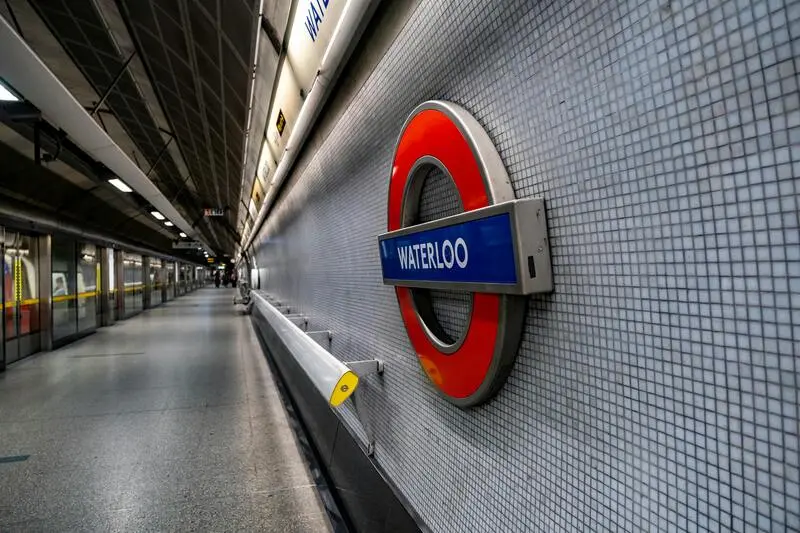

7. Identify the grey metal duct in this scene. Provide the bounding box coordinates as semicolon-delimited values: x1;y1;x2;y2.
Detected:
0;15;212;253
0;198;202;265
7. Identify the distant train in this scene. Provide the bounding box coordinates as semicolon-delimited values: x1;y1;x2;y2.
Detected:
2;252;167;336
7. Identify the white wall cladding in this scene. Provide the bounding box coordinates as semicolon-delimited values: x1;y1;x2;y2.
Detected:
252;0;800;531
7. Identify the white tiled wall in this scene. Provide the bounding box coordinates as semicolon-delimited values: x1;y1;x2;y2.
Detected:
252;1;800;531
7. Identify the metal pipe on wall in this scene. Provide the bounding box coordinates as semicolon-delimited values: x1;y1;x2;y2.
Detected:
252;291;359;407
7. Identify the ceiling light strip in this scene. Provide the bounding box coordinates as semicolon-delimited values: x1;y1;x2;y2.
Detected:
108;178;133;192
0;79;20;101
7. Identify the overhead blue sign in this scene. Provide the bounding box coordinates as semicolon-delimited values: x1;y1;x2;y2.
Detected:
379;213;518;287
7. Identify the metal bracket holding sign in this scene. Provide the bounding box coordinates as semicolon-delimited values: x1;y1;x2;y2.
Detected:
307;330;332;351
345;359;385;456
379;100;554;408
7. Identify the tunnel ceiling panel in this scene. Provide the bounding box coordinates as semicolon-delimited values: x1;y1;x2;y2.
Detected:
28;1;186;203
116;0;259;249
23;0;260;255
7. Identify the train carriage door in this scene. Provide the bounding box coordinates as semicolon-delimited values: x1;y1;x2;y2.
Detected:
1;228;8;370
4;231;21;365
2;231;41;365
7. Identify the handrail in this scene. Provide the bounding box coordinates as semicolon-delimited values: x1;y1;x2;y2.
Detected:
251;291;359;407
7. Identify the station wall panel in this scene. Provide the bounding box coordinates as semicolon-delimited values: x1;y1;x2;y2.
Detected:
252;1;800;531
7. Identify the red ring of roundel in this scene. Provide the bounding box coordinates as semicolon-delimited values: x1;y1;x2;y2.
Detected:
388;108;502;400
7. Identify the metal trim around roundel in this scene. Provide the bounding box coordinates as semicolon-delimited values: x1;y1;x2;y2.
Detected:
388;101;526;407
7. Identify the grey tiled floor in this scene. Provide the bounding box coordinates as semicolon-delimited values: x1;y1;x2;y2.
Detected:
0;288;332;532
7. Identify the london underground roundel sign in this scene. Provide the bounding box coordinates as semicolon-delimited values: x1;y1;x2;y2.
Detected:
378;101;554;407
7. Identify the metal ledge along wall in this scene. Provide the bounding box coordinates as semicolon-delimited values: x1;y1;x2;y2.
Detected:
252;1;800;532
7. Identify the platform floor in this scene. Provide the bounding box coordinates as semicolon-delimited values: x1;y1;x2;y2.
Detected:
0;288;331;532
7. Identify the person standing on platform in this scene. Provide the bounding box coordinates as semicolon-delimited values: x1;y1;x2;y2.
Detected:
214;270;220;288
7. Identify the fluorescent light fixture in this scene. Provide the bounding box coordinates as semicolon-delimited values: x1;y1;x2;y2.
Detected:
151;211;165;220
108;178;133;192
164;221;174;227
0;81;19;102
179;232;187;238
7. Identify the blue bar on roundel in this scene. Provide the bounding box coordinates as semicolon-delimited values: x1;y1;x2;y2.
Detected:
379;213;517;285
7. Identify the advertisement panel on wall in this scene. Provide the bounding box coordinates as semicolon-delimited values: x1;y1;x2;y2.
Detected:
256;139;276;188
265;61;303;162
251;177;265;211
248;198;259;220
242;0;351;250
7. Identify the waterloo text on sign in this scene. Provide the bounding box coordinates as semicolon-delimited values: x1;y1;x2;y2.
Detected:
204;208;224;217
379;199;551;295
303;0;332;42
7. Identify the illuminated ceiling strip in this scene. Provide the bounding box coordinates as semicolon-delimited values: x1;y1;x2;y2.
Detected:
0;79;20;101
108;178;133;192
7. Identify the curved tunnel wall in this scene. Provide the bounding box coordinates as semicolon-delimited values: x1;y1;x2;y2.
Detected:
250;1;800;531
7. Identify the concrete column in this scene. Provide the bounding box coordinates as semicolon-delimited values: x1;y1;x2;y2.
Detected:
161;262;167;302
114;250;124;318
37;234;52;352
99;248;115;327
142;256;151;309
